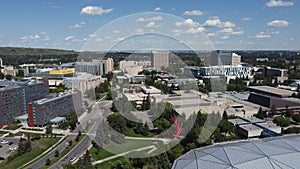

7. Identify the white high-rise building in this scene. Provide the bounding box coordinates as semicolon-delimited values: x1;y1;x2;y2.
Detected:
151;51;169;69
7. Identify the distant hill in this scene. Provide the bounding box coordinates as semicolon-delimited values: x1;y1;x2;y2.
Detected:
0;47;78;56
0;47;79;65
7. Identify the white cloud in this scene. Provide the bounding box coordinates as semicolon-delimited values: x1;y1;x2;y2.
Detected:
203;19;235;28
206;32;217;37
65;36;75;41
80;6;113;16
220;28;244;35
153;7;161;11
43;37;51;41
132;29;145;34
111;37;125;43
65;36;87;42
256;34;271;39
172;26;205;35
69;22;86;29
242;17;251;21
267;20;290;27
220;36;229;40
265;0;294;7
182;10;205;16
175;19;199;27
112;30;121;34
20;34;41;42
255;31;279;39
136;16;163;22
145;21;160;28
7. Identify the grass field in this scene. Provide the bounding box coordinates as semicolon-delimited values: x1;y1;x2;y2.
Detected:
89;147;114;161
0;137;60;169
125;128;154;138
103;138;154;154
94;157;126;169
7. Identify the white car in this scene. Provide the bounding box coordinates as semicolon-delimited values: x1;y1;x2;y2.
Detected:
9;147;16;151
0;140;9;144
69;157;77;163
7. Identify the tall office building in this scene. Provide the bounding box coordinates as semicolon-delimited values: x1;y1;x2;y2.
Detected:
91;58;114;73
75;62;106;76
0;85;26;127
28;91;82;127
0;79;49;126
105;58;114;73
151;51;169;69
210;51;241;66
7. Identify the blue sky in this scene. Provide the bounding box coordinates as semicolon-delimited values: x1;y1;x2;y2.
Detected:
0;0;299;51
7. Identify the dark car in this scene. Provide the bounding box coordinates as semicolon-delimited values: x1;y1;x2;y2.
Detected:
0;157;4;160
8;142;13;145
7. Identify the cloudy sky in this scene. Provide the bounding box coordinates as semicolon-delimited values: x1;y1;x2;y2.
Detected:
0;0;299;51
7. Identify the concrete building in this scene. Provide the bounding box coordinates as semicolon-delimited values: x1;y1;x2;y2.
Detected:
210;51;241;66
151;51;169;69
0;85;26;127
119;60;151;71
248;86;294;98
92;58;114;73
186;64;252;80
1;66;17;77
247;86;300;109
75;62;106;76
140;85;161;95
228;116;281;138
238;124;264;138
264;67;288;83
28;91;82;127
0;79;49;126
63;73;104;94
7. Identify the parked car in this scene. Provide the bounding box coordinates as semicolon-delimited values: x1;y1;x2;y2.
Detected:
9;147;16;151
8;142;13;145
0;140;9;144
69;157;77;163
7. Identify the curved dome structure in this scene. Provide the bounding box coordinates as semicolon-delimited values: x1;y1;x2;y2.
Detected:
172;135;300;169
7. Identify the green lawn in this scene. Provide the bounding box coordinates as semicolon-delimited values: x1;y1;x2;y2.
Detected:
94;157;126;169
103;139;154;154
90;147;114;161
0;137;60;169
125;128;154;138
3;123;22;130
39;134;85;169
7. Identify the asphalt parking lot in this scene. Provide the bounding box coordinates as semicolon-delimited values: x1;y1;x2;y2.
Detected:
0;137;19;161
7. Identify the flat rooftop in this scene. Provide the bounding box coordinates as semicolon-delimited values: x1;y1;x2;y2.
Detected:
228;118;248;125
34;91;78;105
141;85;161;94
248;85;294;97
259;121;280;129
239;124;263;132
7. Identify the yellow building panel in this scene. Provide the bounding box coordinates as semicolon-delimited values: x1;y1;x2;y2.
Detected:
50;68;75;75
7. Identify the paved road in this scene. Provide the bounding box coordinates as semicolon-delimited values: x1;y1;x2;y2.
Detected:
49;136;92;169
47;101;112;168
25;126;82;169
